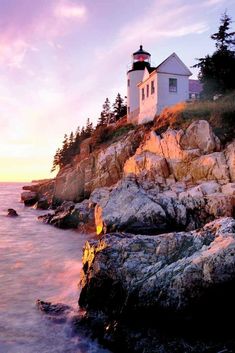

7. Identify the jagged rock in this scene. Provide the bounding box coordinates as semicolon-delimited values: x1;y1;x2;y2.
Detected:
205;193;234;218
79;217;235;353
80;218;235;313
38;199;95;230
33;197;50;210
94;179;167;235
93;179;219;235
7;208;18;217
222;183;235;196
226;141;235;182
54;129;143;202
199;180;221;195
36;299;71;315
190;152;230;184
124;152;169;182
140;128;201;161
180;120;220;153
21;191;38;206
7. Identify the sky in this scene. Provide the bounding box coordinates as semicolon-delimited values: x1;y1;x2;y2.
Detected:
0;0;234;182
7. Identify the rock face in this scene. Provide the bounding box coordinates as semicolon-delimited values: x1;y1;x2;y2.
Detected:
21;179;55;208
53;129;143;203
21;191;38;206
124;120;231;184
91;178;234;235
79;217;235;352
180;119;220;152
38;200;95;231
35;120;235;237
226;141;235;182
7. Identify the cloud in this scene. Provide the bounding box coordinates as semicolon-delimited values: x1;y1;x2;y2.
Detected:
0;0;87;68
55;2;86;19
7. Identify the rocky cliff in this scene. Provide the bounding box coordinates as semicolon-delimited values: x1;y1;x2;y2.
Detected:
33;119;235;236
25;116;235;352
53;127;144;202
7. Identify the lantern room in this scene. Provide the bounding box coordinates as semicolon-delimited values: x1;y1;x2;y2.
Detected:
132;45;151;70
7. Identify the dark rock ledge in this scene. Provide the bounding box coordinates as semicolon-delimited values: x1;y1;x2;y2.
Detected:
77;217;235;353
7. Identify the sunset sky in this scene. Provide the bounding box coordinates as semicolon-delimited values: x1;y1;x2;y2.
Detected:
0;0;234;182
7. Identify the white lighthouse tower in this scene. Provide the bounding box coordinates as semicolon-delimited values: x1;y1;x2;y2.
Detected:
127;45;151;123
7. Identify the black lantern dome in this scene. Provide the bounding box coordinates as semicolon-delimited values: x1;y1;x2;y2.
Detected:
132;45;151;70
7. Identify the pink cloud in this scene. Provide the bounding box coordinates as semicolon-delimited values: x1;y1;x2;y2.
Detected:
54;2;87;19
0;0;87;67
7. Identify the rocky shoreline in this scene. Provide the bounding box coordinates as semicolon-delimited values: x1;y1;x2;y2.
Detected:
77;217;235;353
22;119;235;352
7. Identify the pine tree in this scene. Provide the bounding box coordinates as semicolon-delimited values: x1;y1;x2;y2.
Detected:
60;134;70;166
85;118;94;137
112;93;127;121
101;98;114;124
69;131;74;147
97;112;107;127
51;148;61;172
194;12;235;98
211;12;235;52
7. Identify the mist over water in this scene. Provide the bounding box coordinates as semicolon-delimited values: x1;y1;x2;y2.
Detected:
0;183;109;353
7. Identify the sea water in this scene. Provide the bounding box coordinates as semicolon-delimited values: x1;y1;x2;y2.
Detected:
0;183;109;353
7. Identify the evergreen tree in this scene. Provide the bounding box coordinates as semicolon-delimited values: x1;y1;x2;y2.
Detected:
69;131;74;147
97;112;107;127
51;148;61;172
85;118;94;137
101;98;114;124
80;126;86;139
194;12;235;98
211;12;235;51
60;134;70;166
112;93;127;121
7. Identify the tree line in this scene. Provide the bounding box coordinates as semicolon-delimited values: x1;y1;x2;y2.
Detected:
51;93;127;172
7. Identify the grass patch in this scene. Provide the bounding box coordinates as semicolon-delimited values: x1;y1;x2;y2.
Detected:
154;91;235;144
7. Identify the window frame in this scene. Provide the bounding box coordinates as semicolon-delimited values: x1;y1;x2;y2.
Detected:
151;80;155;94
169;78;177;93
142;87;145;100
146;84;149;98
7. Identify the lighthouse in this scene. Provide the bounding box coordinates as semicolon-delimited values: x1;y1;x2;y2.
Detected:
127;45;151;123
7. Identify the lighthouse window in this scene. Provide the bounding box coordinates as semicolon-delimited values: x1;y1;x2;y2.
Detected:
146;84;149;98
169;78;177;92
142;88;145;100
151;80;155;94
128;79;130;87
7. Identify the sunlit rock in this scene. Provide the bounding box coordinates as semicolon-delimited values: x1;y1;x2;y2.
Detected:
124;152;169;181
180;120;220;153
190;152;230;184
226;141;235;182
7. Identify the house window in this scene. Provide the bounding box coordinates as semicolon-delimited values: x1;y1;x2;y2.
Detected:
151;80;155;94
169;78;177;92
142;87;145;100
127;79;130;87
146;84;149;98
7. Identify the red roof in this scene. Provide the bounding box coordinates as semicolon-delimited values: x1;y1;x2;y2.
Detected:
189;79;203;94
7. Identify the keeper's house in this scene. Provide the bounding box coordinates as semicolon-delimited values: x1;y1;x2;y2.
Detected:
127;45;197;124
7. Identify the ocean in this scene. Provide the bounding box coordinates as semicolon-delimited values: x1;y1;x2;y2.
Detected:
0;182;109;353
